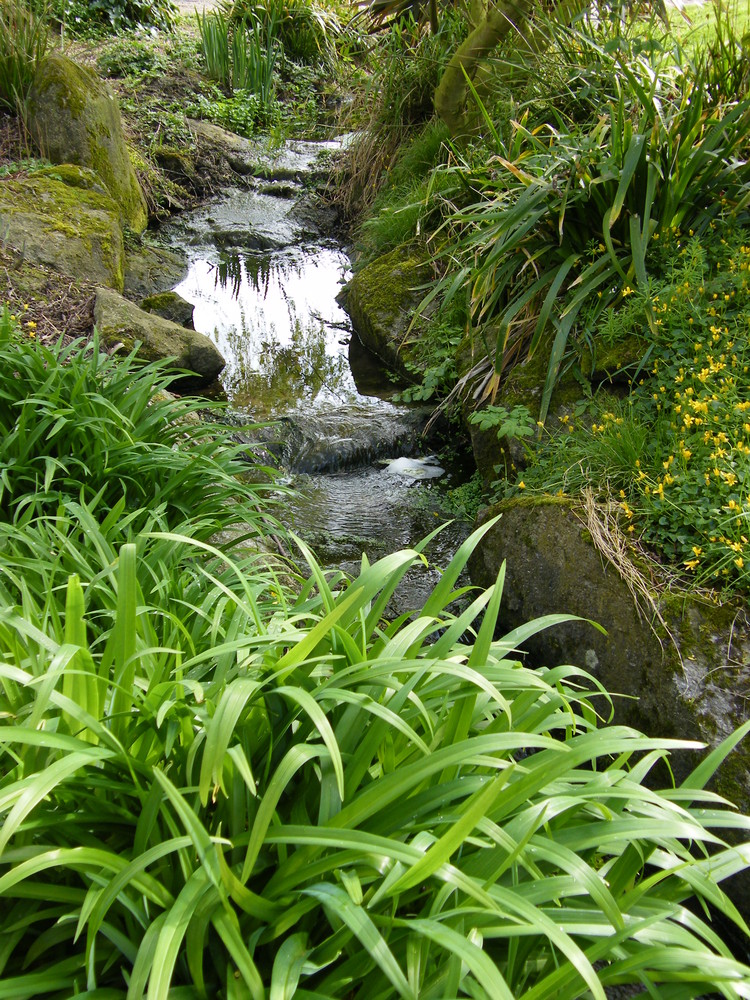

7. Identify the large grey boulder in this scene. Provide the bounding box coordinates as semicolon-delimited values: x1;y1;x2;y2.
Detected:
469;497;750;813
124;243;186;300
0;173;124;290
94;287;224;386
27;53;148;232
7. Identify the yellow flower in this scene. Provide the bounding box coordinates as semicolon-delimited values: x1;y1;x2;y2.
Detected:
518;481;526;490
684;558;700;571
735;557;744;570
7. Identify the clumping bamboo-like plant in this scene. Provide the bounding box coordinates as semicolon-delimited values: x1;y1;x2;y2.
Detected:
0;0;49;111
1;514;750;998
1;330;750;997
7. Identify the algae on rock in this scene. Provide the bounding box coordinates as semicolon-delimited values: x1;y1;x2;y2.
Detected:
94;287;225;386
0;174;125;291
340;247;432;376
27;53;148;232
468;496;750;819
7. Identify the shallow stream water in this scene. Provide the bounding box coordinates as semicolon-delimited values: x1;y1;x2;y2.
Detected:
161;139;470;594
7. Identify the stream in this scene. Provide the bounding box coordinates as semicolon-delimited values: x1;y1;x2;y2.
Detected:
161;138;471;596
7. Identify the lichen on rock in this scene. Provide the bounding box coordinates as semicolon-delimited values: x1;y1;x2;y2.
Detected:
468;496;750;820
94;287;224;386
340;247;432;376
27;53;148;232
0;174;125;291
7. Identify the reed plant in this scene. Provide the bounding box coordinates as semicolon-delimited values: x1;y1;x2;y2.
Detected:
422;30;750;422
233;13;278;103
197;8;231;88
198;8;278;104
2;317;750;996
0;0;49;111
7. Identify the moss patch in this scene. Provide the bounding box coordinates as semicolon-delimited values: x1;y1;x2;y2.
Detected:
0;174;125;291
341;247;432;376
27;53;148;232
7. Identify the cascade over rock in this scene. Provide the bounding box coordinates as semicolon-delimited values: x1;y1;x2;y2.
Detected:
469;497;750;815
27;53;148;232
0;173;124;290
94;287;225;386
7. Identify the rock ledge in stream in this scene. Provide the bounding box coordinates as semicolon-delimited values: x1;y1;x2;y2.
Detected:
94;288;224;386
187;120;336;183
468;497;750;818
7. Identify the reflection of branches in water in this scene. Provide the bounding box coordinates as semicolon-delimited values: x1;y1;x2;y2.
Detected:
212;253;245;299
225;317;350;406
212;248;315;303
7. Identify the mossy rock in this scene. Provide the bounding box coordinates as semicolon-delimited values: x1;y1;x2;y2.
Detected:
124;243;186;300
580;333;648;383
153;146;202;192
27;53;148;232
0;174;124;291
340;248;432;377
94;287;224;386
36;163;109;196
468;496;750;906
140;290;195;329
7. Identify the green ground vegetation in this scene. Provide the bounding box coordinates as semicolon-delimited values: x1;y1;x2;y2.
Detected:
346;0;750;599
3;3;750;994
3;308;750;997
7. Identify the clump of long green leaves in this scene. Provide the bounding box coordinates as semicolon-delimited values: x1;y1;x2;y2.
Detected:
223;0;344;68
421;26;750;422
197;8;278;104
0;0;49;111
2;505;750;997
0;307;274;537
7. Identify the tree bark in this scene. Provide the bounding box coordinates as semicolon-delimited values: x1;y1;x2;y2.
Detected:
433;0;535;137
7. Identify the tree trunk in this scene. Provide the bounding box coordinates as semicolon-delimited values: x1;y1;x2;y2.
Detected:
433;0;535;137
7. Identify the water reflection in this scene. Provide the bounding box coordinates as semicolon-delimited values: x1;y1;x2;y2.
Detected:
174;245;359;417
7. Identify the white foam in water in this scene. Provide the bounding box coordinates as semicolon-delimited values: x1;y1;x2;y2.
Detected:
381;456;445;480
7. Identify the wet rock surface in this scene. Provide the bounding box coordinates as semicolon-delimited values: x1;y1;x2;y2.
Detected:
469;496;750;912
0;174;125;291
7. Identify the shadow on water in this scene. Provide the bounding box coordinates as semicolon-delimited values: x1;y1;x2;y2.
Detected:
161;147;472;590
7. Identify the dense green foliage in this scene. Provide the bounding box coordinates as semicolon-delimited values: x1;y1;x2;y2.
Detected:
349;1;750;596
46;0;177;36
513;225;750;593
0;307;272;536
0;0;48;110
2;315;750;998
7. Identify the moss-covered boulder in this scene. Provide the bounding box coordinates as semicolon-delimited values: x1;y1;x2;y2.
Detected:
0;174;124;290
94;288;224;386
140;290;195;329
340;248;432;376
468;497;750;815
27;53;147;232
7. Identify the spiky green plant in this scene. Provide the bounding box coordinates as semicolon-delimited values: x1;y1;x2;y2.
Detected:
1;510;750;998
418;27;750;422
0;0;49;111
0;309;275;538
